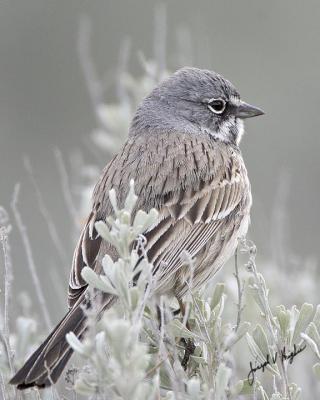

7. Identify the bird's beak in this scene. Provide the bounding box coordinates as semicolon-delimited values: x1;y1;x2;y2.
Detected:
234;100;264;119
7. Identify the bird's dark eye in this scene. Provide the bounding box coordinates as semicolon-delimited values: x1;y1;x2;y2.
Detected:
207;98;226;114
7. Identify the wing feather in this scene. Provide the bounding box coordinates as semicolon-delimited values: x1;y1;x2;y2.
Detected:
68;132;249;306
68;212;101;308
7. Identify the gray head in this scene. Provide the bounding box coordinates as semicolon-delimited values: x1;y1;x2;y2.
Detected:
130;67;264;145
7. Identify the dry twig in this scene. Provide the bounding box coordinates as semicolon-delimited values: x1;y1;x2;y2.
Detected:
11;184;52;330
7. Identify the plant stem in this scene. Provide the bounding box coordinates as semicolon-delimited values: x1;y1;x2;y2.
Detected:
11;184;52;331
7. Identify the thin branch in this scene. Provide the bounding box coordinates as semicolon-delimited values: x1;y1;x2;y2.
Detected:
0;207;17;394
0;333;14;376
241;239;292;400
0;209;13;336
54;148;81;230
0;372;6;400
185;280;211;345
158;296;182;398
145;357;166;378
11;184;52;330
24;157;68;267
233;246;245;332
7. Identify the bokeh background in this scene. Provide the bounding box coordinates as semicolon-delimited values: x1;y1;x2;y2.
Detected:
1;0;320;324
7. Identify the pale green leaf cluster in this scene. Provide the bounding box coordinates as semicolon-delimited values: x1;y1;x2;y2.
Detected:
65;183;320;400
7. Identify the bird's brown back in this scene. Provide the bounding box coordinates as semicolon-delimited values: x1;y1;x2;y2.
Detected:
68;131;251;306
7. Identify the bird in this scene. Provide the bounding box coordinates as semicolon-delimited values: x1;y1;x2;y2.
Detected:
10;67;264;389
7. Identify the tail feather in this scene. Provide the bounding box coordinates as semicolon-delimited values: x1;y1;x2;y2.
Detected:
41;348;74;387
34;312;88;388
11;292;116;390
10;305;86;389
36;318;88;388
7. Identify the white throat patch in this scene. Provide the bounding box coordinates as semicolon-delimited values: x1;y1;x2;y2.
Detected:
236;119;244;144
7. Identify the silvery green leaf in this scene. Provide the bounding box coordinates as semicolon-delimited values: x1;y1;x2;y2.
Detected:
235;321;251;341
289;383;302;400
74;377;97;395
133;209;149;232
129;287;140;310
168;319;200;340
312;363;320;380
133;208;158;236
100;276;118;295
252;324;271;359
104;260;119;288
120;210;131;225
124;179;138;213
275;305;290;341
214;364;231;400
95;331;106;352
148;208;159;225
246;333;279;377
102;254;115;275
105;319;132;357
246;277;265;313
16;316;37;354
130;249;141;269
256;272;268;293
95;220;112;243
81;267;117;295
230;380;244;396
164;391;176;400
148;374;160;400
226;321;251;348
66;332;91;356
238;379;256;395
292;303;314;344
304;322;320;349
81;267;102;288
109;188;118;213
189;355;207;365
312;305;320;333
187;377;201;398
42;389;63;400
133;381;155;400
246;332;265;363
203;300;212;321
288;305;300;343
112;264;130;303
300;333;320;358
210;283;225;310
94;331;108;367
211;292;225;321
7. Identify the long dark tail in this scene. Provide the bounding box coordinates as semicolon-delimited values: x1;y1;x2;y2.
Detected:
10;304;87;389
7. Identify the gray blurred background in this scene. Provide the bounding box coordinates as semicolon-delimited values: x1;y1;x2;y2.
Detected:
1;0;320;319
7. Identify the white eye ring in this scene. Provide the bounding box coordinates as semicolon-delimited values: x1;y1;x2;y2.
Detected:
207;98;226;114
